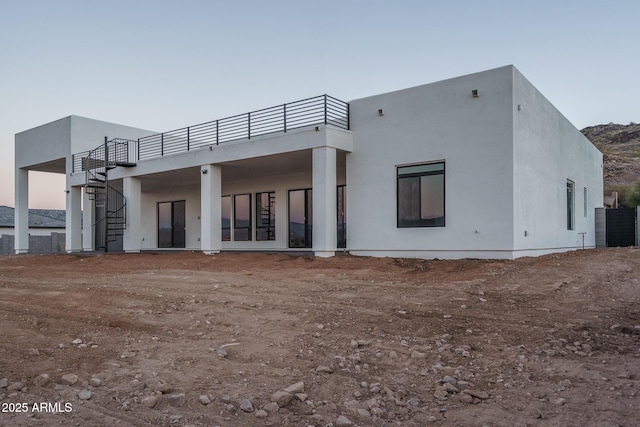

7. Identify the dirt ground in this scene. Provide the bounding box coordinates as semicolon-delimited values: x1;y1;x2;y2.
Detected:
0;248;638;427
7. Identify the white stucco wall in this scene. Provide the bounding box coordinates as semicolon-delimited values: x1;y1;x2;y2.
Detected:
16;115;155;170
15;117;71;169
346;66;516;259
512;68;603;255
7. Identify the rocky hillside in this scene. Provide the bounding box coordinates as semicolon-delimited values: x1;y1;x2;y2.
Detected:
581;122;640;189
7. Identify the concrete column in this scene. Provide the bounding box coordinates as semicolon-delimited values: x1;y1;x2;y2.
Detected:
312;147;337;257
123;177;142;253
14;168;29;254
595;207;606;248
65;185;82;252
201;164;222;254
82;188;95;251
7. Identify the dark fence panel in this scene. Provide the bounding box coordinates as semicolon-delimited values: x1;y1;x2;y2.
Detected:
606;208;637;247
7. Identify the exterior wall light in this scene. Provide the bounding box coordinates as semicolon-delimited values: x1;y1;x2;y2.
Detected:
378;108;384;116
472;89;479;98
201;169;208;174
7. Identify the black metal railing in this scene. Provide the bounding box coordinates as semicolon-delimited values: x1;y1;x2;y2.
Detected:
72;94;349;172
137;94;349;161
73;138;138;173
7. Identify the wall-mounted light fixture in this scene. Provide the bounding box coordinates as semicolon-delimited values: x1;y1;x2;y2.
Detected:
472;89;479;98
378;108;384;116
518;104;523;111
201;169;208;174
209;146;213;151
314;126;320;131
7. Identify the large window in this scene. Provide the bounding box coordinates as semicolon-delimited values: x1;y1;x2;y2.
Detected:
397;162;445;227
567;180;574;230
234;194;251;241
289;189;312;248
256;192;276;241
221;196;231;241
158;200;186;248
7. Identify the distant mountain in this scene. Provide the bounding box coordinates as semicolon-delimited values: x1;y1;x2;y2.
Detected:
581;122;640;207
581;122;640;189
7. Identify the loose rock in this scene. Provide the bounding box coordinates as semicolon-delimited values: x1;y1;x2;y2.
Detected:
255;409;268;418
239;398;254;412
335;415;354;426
199;395;211;405
61;374;78;386
442;376;457;384
271;390;293;407
141;396;158;408
34;374;50;387
89;377;102;387
316;365;334;374
283;381;305;394
78;390;93;400
462;389;489;400
263;402;279;414
168;393;186;407
7;381;25;392
156;383;173;394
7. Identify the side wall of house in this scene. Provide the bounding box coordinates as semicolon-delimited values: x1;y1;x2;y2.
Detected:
346;66;516;259
512;68;603;256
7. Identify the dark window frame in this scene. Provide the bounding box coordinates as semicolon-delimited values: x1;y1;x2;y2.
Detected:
256;191;276;241
157;200;186;248
233;193;252;241
221;195;231;241
288;188;312;248
567;180;575;230
397;161;446;228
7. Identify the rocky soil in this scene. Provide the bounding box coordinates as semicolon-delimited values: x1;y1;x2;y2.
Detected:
0;249;639;426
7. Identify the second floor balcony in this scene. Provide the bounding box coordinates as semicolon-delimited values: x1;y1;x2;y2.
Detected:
73;94;349;173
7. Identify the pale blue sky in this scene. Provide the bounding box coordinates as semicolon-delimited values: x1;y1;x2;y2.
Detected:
1;0;638;209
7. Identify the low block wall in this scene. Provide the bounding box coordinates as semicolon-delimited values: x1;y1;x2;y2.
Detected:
0;233;66;255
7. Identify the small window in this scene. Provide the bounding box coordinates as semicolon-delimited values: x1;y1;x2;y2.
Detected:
256;192;276;241
221;195;231;241
397;162;445;228
583;187;588;218
234;194;252;241
567;180;574;230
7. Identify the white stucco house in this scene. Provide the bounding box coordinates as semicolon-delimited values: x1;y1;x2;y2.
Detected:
14;65;603;259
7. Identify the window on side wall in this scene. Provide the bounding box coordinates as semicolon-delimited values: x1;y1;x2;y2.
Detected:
567;180;575;230
397;162;445;228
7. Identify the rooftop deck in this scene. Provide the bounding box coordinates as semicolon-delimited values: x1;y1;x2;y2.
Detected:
73;95;349;173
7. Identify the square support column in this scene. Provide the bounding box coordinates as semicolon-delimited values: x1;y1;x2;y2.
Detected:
65;185;82;253
201;164;222;254
14;167;29;254
123;177;142;253
82;188;95;251
312;147;337;257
